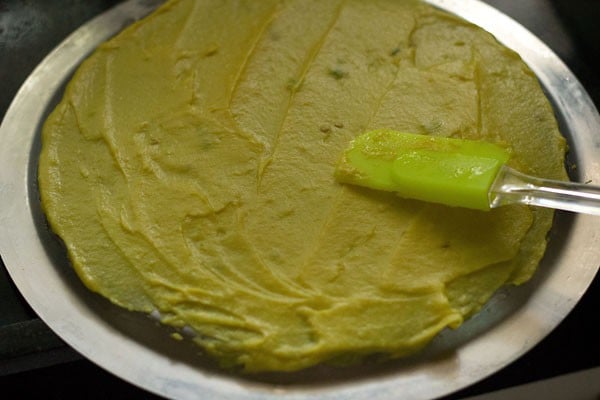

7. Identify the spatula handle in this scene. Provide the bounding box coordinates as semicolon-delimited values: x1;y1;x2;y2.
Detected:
489;166;600;215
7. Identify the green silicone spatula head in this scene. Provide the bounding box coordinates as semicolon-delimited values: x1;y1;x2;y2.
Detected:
335;129;510;210
335;129;600;215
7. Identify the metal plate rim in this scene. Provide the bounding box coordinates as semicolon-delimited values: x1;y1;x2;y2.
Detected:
1;0;599;399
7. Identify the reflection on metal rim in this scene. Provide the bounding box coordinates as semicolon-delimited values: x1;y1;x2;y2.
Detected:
0;0;598;399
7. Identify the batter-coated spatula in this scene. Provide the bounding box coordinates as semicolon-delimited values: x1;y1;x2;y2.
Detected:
335;129;600;215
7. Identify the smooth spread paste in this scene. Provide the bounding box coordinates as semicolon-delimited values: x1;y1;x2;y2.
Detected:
38;0;567;372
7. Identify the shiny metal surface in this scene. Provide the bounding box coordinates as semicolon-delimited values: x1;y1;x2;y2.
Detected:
0;0;598;399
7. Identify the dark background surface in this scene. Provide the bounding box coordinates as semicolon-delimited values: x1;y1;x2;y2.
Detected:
0;0;598;398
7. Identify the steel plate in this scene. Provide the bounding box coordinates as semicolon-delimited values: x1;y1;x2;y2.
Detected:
1;0;599;399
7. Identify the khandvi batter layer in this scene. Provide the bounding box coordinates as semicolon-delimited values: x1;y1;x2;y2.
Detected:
38;0;567;372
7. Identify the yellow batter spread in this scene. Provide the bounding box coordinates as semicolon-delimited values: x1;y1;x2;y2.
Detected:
38;0;567;372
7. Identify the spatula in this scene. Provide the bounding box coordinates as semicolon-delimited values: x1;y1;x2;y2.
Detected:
335;129;600;215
